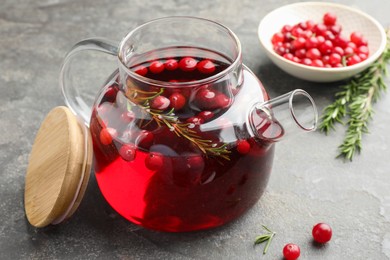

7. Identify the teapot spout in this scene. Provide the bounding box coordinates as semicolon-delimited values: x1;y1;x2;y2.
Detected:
248;89;318;143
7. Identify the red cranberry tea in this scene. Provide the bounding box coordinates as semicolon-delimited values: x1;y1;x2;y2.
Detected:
89;47;275;232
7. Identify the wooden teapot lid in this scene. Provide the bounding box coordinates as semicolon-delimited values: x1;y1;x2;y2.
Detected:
24;106;92;227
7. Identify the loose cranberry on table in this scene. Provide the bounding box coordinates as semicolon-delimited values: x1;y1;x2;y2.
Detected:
312;223;332;243
271;12;369;68
283;243;300;260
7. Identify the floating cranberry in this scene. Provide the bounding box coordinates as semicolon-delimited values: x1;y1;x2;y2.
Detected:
165;59;178;71
179;57;198;72
134;66;148;76
100;127;117;145
197;59;216;74
236;140;250;154
135;130;154;149
215;93;230;109
149;61;165;74
150;95;170;110
104;85;118;103
186;155;204;171
119;144;136;161
120;111;135;123
169;93;186;110
312;223;332;243
198;111;214;121
283;243;300;260
145;152;164;171
196;88;216;104
186;116;204;126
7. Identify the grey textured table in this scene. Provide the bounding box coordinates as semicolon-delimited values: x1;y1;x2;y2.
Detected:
1;0;390;259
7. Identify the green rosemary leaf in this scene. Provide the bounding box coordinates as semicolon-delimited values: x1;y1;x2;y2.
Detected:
319;28;390;160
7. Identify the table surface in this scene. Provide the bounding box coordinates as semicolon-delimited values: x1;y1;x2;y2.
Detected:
1;0;390;259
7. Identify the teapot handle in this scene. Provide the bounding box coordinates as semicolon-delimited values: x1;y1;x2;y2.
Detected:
60;38;118;126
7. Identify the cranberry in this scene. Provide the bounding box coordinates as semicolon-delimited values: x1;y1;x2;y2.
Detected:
312;223;332;243
333;35;349;48
119;144;136;161
294;49;306;59
149;61;165;74
283;243;300;260
145;152;164;171
186;116;204;126
99;127;117;145
215;93;230;109
165;59;178;71
236;140;250;154
271;32;285;44
301;58;313;66
196;88;216;108
343;46;354;56
312;59;324;67
319;40;333;54
329;53;342;66
179;57;198;72
292;37;306;50
305;37;319;49
350;31;367;46
169;93;186;110
357;45;369;55
282;25;292;33
135;130;154;149
150;95;170;110
104;85;118;103
347;54;362;66
134;66;148;76
306;48;321;60
333;46;344;56
283;53;294;61
120;111;135;123
198;111;214;121
186;155;204;171
197;59;216;74
329;24;342;35
313;23;327;36
323;12;337;26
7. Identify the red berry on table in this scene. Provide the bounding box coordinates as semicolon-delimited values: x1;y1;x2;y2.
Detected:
119;144;136;162
150;95;170;110
145;152;164;171
149;61;165;74
283;243;300;260
197;59;216;74
169;92;186;110
237;140;251;154
165;59;178;71
100;127;117;145
134;66;148;76
323;12;337;26
179;57;198;71
312;223;332;243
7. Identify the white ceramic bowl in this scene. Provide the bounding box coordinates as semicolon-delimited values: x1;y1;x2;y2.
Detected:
258;2;386;82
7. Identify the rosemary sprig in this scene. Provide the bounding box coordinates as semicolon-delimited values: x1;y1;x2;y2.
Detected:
254;225;276;255
126;88;230;160
319;29;390;160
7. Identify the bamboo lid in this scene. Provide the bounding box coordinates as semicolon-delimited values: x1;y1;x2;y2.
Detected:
24;106;92;227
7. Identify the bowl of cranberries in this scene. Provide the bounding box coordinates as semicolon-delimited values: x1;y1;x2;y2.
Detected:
258;2;386;82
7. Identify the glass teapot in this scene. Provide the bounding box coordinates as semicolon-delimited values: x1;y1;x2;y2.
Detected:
60;17;317;232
